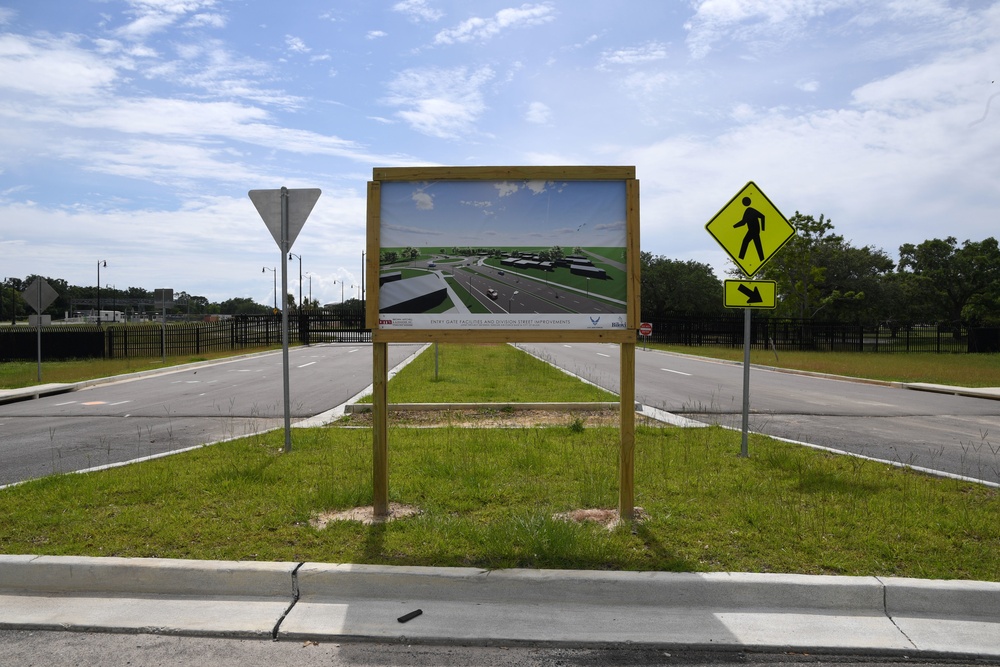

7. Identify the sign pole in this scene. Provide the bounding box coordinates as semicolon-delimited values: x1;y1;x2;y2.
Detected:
35;288;42;382
280;187;292;454
741;307;751;457
248;185;321;457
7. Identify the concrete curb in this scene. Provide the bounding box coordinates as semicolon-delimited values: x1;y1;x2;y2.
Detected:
1;556;997;657
0;555;299;638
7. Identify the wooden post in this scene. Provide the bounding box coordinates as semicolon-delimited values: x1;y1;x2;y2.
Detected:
619;341;636;521
373;340;389;517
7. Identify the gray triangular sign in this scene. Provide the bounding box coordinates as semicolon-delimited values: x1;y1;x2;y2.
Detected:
249;188;322;250
22;277;58;313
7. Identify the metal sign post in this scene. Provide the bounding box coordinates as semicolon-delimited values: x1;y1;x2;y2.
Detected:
706;182;794;457
22;278;58;382
154;289;173;363
249;187;321;453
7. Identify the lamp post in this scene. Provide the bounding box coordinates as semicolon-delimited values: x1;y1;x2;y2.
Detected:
262;266;276;311
334;280;345;304
508;290;518;314
97;260;107;324
289;252;303;309
305;272;313;309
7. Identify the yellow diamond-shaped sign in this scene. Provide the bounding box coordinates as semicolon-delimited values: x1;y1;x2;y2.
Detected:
705;181;794;278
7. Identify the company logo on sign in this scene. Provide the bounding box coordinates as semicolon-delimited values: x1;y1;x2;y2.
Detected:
379;319;393;325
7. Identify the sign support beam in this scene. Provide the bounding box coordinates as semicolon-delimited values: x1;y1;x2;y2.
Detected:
741;308;751;458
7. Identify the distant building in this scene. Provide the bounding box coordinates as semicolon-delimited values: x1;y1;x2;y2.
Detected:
380;274;448;313
380;271;402;286
570;265;607;279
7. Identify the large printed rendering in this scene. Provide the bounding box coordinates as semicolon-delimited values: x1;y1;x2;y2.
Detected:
378;178;628;330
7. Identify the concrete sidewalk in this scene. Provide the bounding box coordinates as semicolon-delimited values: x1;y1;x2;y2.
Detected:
0;555;997;658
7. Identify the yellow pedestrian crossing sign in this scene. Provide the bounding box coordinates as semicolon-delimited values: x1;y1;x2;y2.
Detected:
724;280;776;309
705;181;795;277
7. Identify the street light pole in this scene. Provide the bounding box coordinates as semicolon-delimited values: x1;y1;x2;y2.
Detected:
289;252;303;309
97;260;107;325
262;266;276;311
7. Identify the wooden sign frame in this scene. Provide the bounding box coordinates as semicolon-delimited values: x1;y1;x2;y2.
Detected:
366;166;640;519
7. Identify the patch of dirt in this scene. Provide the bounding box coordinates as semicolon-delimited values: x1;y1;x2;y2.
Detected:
553;506;649;530
310;502;421;528
335;408;659;428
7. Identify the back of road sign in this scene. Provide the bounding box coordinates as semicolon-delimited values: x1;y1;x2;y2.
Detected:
705;181;794;278
249;188;321;250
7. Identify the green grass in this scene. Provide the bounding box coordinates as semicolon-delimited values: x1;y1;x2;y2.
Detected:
0;345;285;389
360;343;617;404
657;345;1000;387
0;343;997;580
1;424;996;579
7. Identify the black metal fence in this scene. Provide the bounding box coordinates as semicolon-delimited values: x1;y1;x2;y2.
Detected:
643;316;996;354
2;312;997;362
0;309;372;362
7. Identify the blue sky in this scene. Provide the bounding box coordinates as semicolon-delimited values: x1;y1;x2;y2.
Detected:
380;179;627;248
1;1;997;306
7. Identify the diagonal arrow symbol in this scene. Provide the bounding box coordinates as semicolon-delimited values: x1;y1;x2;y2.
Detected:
737;283;763;304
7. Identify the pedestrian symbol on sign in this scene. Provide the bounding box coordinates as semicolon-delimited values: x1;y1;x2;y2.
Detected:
704;181;795;278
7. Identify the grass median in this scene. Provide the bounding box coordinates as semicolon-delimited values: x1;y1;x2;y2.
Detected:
1;343;997;580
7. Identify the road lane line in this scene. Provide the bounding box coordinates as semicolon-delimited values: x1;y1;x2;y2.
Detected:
661;368;692;376
298;362;317;368
596;353;610;358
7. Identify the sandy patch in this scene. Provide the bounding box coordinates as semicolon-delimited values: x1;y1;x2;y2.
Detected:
310;502;422;528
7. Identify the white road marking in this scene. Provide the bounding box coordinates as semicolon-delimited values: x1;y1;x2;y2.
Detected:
661;368;692;376
596;353;610;358
108;401;131;406
54;401;77;406
298;362;317;368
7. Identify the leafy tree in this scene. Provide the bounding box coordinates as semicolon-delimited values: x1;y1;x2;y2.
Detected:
756;213;894;323
640;252;724;319
218;297;269;315
897;236;1000;327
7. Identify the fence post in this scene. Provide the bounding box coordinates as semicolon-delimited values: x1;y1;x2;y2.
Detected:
196;327;200;354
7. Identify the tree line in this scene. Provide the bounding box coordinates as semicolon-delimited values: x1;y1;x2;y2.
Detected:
642;213;1000;328
6;214;997;328
0;277;335;322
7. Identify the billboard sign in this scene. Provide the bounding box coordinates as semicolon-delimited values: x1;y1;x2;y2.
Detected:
370;167;636;333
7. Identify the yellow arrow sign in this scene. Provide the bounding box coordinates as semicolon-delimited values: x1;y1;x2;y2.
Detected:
705;181;794;277
724;280;777;309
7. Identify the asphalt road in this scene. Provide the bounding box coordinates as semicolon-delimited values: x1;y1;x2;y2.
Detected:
424;255;625;315
0;343;423;486
519;342;1000;485
2;631;990;667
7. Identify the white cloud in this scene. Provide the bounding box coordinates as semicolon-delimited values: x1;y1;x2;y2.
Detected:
599;41;668;68
285;35;310;54
433;3;555;45
393;0;444;23
367;30;388;40
0;34;119;99
383;66;494;138
525;101;551;124
116;0;222;40
412;191;433;209
684;0;859;58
